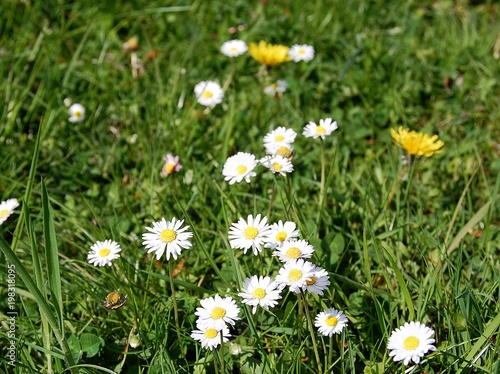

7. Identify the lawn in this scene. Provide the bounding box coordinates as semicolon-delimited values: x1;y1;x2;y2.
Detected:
0;0;499;373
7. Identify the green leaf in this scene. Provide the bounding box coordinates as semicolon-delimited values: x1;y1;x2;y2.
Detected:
328;233;344;266
66;334;82;363
80;333;103;358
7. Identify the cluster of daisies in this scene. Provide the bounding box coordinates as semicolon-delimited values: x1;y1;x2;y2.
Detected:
222;118;338;184
194;40;315;107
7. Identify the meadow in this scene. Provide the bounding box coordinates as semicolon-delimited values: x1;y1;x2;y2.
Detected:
0;0;499;373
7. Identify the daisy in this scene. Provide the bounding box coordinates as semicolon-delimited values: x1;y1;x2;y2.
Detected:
315;308;348;337
391;127;444;157
190;321;231;350
275;259;315;293
303;118;338;139
238;275;283;314
266;144;294;158
194;295;241;330
260;155;294;176
194;81;224;107
228;214;271;255
221;39;248;57
264;220;300;249
264;80;288;96
222;152;258;185
160;154;182;177
142;217;193;261
0;198;19;225
303;265;330;295
248;41;291;67
68;103;85;123
272;239;315;262
288;44;315;62
87;240;122;267
263;127;297;152
388;321;436;365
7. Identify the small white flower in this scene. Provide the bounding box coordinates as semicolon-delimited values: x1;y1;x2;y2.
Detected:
221;39;248;57
388;321;436;365
264;80;288;96
194;295;241;330
238;275;283;314
0;198;19;225
303;265;330;295
260;155;294;176
303;118;338;139
142;217;193;261
314;308;348;337
264;220;300;249
263;126;296;152
228;214;271;255
288;44;315;62
68;103;85;123
161;154;182;177
194;81;224;107
222;152;258;185
275;259;315;293
87;240;122;267
272;239;315;262
191;321;231;350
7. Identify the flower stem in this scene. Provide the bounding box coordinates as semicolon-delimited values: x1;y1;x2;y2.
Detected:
300;292;323;373
317;139;326;229
168;261;184;357
220;333;225;374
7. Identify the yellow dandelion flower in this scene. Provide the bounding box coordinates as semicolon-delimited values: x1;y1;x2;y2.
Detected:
248;41;291;67
390;127;444;157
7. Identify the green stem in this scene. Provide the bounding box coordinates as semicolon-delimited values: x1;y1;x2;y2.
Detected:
316;139;326;230
402;155;417;207
300;292;323;373
267;181;276;219
220;333;225;374
168;261;184;357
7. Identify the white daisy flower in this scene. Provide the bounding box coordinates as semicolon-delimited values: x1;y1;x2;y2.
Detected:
303;118;338;139
272;239;315;262
263;126;297;152
264;80;288;96
238;275;283;314
87;240;122;267
142;217;193;261
275;259;315;293
265;143;294;158
388;321;436;365
288;44;315;62
314;308;348;337
228;214;271;255
303;265;330;295
264;220;300;249
161;154;182;177
190;321;231;350
194;81;224;107
222;152;258;185
194;295;241;330
220;39;248;57
68;103;85;123
260;155;294;176
0;198;19;225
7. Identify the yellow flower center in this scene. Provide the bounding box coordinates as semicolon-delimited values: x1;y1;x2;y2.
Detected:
275;135;285;142
325;316;338;327
305;276;316;286
160;228;177;243
211;307;226;319
244;226;258;239
230;47;238;51
298;48;305;55
253;288;266;299
99;248;110;257
276;146;292;158
204;328;218;339
237;165;247;175
316;126;326;134
272;163;282;171
288;269;303;281
202;90;213;99
285;246;301;259
0;209;9;218
275;231;287;242
74;111;83;119
164;163;176;174
403;336;420;350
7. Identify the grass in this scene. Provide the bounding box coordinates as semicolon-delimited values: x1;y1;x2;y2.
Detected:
1;0;499;373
